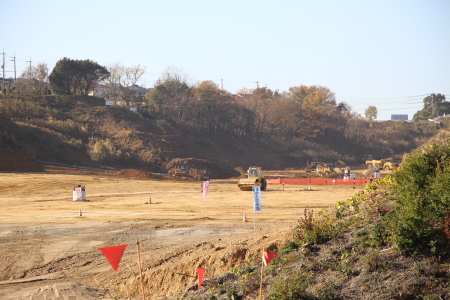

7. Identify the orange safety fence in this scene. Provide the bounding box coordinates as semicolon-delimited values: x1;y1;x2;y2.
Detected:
266;178;378;185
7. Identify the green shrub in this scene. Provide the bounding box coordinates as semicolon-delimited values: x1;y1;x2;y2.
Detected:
279;240;300;254
267;271;312;300
388;143;450;256
293;209;339;246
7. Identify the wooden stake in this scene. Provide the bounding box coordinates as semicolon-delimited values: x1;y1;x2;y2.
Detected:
259;248;264;300
136;239;146;300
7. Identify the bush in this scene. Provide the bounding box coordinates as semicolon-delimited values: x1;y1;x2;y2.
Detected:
293;209;351;246
267;271;312;300
388;143;450;256
279;240;300;255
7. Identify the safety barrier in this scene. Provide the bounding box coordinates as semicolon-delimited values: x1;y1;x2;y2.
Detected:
266;178;377;185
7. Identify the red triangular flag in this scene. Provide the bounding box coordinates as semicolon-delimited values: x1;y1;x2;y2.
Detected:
262;250;277;266
197;267;205;290
99;245;127;271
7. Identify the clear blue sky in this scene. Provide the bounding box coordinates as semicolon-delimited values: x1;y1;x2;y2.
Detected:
2;0;449;120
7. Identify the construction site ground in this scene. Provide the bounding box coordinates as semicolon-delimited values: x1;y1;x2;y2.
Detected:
0;166;383;299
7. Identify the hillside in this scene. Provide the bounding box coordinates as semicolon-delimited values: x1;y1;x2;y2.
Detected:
0;95;442;176
182;131;450;299
0;95;301;177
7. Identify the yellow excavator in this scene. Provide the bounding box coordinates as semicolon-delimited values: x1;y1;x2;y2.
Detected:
238;166;267;191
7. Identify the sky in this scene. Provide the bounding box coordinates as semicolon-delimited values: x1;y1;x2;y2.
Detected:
1;0;449;120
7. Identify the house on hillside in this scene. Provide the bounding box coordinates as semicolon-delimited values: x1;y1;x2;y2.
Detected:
89;84;150;98
90;84;110;97
127;84;150;96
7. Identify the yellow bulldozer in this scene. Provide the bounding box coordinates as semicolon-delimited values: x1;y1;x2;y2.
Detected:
168;164;209;181
315;160;346;177
315;163;334;176
238;166;267;191
366;158;398;170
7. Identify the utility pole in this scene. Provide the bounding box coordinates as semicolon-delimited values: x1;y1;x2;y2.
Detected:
255;80;259;89
431;94;437;117
221;78;223;90
1;49;5;87
10;54;16;81
26;58;32;80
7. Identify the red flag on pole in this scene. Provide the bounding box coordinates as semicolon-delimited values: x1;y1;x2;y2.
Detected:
262;250;277;266
197;267;205;290
99;245;127;271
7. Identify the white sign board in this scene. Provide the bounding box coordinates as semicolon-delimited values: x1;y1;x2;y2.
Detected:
253;186;261;212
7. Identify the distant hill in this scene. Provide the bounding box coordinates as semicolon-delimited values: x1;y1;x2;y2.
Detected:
0;95;444;177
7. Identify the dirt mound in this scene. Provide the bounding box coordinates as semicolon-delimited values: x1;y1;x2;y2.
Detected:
234;166;246;174
16;282;105;300
166;157;239;179
115;168;163;179
43;165;116;176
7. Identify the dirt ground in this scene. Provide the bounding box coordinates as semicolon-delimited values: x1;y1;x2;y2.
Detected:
0;167;371;299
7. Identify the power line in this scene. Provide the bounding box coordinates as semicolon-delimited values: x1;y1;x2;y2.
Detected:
376;106;423;111
338;94;429;101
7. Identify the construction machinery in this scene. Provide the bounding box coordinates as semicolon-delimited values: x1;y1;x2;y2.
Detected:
383;158;399;170
305;159;320;172
366;158;398;170
238;166;267;191
315;160;347;177
168;164;209;181
316;163;334;176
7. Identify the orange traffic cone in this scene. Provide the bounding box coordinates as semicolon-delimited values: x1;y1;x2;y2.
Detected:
79;209;83;217
243;213;248;222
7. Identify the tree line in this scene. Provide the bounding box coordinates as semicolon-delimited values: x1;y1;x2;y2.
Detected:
1;57;446;161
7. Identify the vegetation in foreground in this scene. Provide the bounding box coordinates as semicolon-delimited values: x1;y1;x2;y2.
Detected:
183;139;450;300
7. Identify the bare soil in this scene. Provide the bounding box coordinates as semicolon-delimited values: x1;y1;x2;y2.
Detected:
0;167;368;299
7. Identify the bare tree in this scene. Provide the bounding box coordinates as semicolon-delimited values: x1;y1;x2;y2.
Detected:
105;63;147;105
14;63;49;97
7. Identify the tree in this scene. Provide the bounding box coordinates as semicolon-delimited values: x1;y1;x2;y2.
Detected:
287;85;338;139
191;80;235;135
14;63;49;97
423;93;446;109
235;87;276;139
106;63;147;104
364;106;378;120
145;67;192;123
49;58;109;95
288;85;336;109
414;93;448;121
